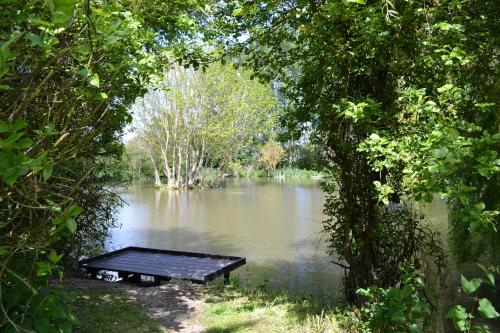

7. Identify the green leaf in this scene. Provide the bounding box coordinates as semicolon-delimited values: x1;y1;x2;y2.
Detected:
474;202;486;211
2;131;24;146
47;0;75;26
16;138;33;149
0;247;8;256
43;164;53;181
48;249;63;264
27;33;44;47
473;325;492;333
12;120;28;132
433;147;449;158
409;323;423;333
67;204;83;217
446;305;470;331
232;8;243;16
486;273;495;286
460;275;481;294
478;298;500;319
0;31;22;78
89;73;100;87
0;120;8;133
66;218;77;233
37;261;53;277
34;317;51;333
389;309;405;323
0;44;9;78
46;199;62;212
437;83;454;93
3;166;19;185
436;22;452;31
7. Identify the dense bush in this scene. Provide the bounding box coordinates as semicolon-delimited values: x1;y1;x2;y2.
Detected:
0;0;207;330
358;269;431;333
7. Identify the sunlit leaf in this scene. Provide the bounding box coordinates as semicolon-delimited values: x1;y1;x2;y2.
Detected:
89;73;100;87
446;305;470;331
460;275;481;294
478;298;500;319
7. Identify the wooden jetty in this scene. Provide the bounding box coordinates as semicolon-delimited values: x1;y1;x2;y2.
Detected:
79;246;246;285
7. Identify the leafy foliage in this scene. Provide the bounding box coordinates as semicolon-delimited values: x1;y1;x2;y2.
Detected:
0;0;208;330
358;269;431;333
132;63;277;187
210;0;499;323
258;141;286;174
215;0;456;304
447;265;500;332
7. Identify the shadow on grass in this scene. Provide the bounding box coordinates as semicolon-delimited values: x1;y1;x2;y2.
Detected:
203;320;258;333
70;291;164;333
60;276;205;332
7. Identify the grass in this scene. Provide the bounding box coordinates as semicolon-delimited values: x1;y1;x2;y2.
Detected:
202;283;363;333
58;280;363;333
67;289;166;333
200;167;222;187
270;168;324;180
237;167;324;180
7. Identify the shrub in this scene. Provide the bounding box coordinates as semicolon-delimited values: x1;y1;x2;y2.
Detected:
200;168;221;187
357;269;431;333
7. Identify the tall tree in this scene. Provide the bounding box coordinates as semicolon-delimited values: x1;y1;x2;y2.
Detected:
132;63;277;187
212;0;498;313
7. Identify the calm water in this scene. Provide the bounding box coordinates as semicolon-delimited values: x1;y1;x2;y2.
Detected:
109;179;449;297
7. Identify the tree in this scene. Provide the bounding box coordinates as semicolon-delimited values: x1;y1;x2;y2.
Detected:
258;141;285;174
213;0;443;305
0;0;209;330
125;136;153;180
210;0;498;315
132;63;276;187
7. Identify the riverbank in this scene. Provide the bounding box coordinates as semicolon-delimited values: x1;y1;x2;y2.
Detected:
58;277;362;333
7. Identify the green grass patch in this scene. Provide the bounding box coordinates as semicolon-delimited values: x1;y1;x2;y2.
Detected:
200;167;222;187
202;283;363;333
67;289;166;333
271;168;324;180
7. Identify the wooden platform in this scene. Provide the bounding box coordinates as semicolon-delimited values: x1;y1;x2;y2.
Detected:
79;246;246;284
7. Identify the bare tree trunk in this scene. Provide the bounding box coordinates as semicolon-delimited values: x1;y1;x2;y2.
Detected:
177;144;182;187
145;143;162;187
185;142;189;185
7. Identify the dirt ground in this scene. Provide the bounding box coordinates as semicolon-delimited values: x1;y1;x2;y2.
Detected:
60;277;207;333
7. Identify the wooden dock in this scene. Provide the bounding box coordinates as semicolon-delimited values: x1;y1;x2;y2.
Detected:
79;246;246;285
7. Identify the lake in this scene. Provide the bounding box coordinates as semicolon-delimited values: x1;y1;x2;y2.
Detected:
108;179;451;298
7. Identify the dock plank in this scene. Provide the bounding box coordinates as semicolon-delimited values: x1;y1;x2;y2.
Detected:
79;246;246;283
